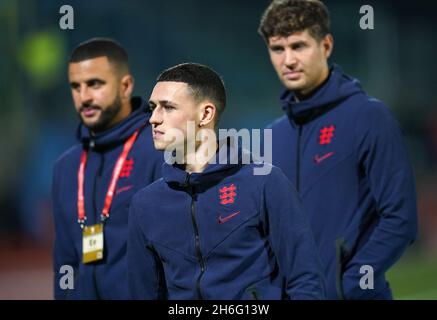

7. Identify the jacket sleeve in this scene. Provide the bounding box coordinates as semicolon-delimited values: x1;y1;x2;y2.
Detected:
262;166;326;299
342;102;418;299
128;193;167;299
52;162;79;300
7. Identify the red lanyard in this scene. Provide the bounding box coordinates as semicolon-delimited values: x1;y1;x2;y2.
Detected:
77;129;140;227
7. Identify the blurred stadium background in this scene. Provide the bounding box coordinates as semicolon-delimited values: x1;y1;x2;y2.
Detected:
0;0;436;299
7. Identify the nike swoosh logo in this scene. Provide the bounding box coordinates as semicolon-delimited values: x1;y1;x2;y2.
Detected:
218;211;241;224
115;185;134;195
314;152;334;164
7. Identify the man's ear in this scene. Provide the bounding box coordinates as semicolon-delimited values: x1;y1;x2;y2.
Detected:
322;34;334;59
120;74;134;99
199;102;216;127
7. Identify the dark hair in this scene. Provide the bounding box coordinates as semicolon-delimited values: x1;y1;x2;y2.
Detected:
69;37;129;75
157;63;226;124
258;0;330;43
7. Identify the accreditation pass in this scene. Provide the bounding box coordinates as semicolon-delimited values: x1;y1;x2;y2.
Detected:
82;223;104;263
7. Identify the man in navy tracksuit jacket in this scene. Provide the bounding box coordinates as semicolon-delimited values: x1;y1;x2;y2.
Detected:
258;1;418;299
52;38;162;299
128;63;325;300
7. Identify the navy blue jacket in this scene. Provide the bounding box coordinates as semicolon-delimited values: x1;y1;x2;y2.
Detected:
52;97;163;299
128;142;325;300
268;66;418;299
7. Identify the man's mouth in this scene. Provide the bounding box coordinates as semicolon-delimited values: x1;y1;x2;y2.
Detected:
283;70;303;80
153;129;164;139
80;106;100;118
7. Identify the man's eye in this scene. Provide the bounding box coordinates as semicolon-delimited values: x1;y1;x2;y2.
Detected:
271;47;284;53
149;105;156;112
89;80;102;88
164;106;174;111
293;44;305;50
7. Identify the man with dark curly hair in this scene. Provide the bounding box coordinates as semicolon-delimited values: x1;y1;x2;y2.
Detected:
258;0;418;300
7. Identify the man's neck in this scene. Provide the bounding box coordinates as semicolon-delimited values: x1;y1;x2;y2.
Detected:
295;67;331;101
184;136;218;174
91;100;132;135
113;100;133;126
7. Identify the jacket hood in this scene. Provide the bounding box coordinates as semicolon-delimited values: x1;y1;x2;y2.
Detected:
77;96;151;149
280;65;364;124
162;138;252;189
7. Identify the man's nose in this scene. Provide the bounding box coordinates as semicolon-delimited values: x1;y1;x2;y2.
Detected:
79;86;93;104
284;49;297;67
149;107;162;125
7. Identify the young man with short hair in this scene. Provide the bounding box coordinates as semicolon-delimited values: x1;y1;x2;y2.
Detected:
52;38;163;299
128;63;325;300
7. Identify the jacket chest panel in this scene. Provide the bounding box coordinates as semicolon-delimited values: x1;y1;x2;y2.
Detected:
297;116;357;195
196;182;261;257
146;180;261;260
